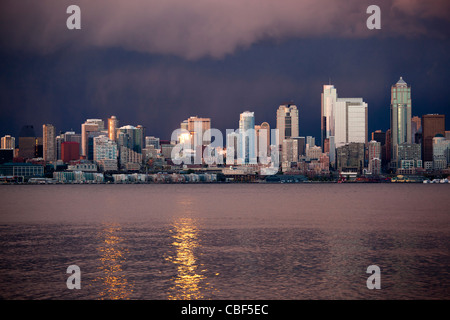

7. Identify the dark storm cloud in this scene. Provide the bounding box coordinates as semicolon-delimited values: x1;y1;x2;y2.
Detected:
0;1;449;140
1;0;449;59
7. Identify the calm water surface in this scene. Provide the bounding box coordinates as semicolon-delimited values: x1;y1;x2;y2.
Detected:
0;184;449;300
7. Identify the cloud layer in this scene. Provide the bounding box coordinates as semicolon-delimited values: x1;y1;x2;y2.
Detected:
1;0;449;59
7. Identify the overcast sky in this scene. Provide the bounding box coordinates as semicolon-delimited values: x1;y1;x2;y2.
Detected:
1;0;449;141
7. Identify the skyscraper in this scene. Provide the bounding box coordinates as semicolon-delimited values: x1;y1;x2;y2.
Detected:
108;116;119;141
321;85;337;149
117;125;145;169
94;135;118;171
18;125;37;159
411;116;421;144
334;98;368;149
1;135;15;149
277;104;299;149
321;85;367;166
390;77;412;161
61;142;80;163
422;114;445;164
187;116;211;146
43;124;56;162
238;111;256;164
255;122;270;158
81;119;104;158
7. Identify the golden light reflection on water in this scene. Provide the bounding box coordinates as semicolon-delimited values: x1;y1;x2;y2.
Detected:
167;198;214;300
94;223;134;300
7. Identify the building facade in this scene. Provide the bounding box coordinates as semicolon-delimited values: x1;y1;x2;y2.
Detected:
422;114;445;165
43;124;56;162
277;104;299;151
1;135;15;149
390;77;412;161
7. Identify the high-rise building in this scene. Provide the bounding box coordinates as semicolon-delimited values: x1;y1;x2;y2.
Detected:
18;125;37;159
117;125;145;168
81;119;104;158
321;85;367;165
255;122;270;158
277;104;299;150
1;135;15;149
108;116;119;141
187;116;211;146
61;142;80;163
390;77;412;161
422;114;445;164
238;111;256;164
432;135;450;170
43;124;56;162
334;98;368;149
94;135;118;171
368;140;381;174
321;85;337;149
411;116;421;144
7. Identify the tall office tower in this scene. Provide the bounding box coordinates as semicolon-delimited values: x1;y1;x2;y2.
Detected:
238;111;256;164
1;135;15;149
321;85;337;149
334;98;368;149
411;116;421;144
390;77;412;161
321;84;367;165
108;116;119;141
277;104;299;150
422;114;445;164
255;122;270;158
187;116;211;146
94;135;118;171
117;125;145;168
61;142;80;163
81;119;104;158
145;136;160;150
43;124;56;162
117;125;145;154
18;125;37;159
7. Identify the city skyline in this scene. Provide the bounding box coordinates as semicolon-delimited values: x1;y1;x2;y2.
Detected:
2;78;446;145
